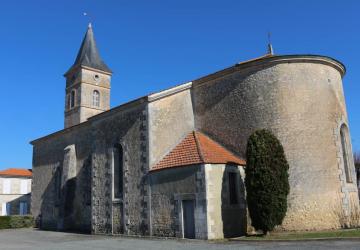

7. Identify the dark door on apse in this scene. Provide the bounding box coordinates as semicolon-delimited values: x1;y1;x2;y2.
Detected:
182;200;195;239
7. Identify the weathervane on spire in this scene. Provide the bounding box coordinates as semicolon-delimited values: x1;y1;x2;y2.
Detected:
267;32;274;55
83;12;92;28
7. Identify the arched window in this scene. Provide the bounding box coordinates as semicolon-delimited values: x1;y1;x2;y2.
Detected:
70;90;76;108
67;94;70;109
113;144;123;200
92;90;100;107
340;124;352;183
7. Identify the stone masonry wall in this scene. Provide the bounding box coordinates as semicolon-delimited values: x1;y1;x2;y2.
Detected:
31;123;93;232
91;101;149;236
204;164;246;239
148;88;195;167
149;165;207;239
192;56;359;231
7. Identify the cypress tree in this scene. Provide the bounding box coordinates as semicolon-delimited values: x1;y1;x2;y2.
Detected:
245;129;290;234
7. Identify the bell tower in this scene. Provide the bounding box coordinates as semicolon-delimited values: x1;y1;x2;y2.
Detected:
64;23;112;128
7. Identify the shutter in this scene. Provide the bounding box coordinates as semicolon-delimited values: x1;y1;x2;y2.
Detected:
24;202;28;215
6;203;11;215
20;180;28;194
3;179;11;194
20;202;27;215
19;202;24;215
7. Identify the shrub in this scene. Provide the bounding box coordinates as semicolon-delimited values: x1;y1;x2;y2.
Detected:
332;195;360;229
0;216;34;229
355;152;360;186
0;216;11;229
354;152;360;169
245;129;290;234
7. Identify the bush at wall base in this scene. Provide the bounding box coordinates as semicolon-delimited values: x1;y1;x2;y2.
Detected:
0;216;34;229
245;129;290;235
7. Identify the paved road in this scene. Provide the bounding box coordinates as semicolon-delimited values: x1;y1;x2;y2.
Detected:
0;229;359;250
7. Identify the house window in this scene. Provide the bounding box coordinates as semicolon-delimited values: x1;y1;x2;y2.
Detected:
19;201;28;215
70;90;76;108
228;172;238;205
113;144;123;200
67;94;70;109
340;124;352;183
92;90;100;107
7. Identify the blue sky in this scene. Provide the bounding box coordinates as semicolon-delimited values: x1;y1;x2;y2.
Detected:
0;0;359;170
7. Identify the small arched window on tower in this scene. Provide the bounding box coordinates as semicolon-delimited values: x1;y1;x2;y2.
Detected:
70;90;76;108
92;90;100;107
340;124;352;183
113;144;123;200
67;94;70;110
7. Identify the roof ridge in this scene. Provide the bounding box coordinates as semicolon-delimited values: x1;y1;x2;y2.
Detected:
193;131;205;162
151;130;245;172
195;131;246;165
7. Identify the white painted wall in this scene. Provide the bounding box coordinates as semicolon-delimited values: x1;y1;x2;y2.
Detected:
1;202;6;215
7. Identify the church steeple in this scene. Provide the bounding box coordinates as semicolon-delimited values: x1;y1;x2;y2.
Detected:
66;23;111;75
64;24;112;128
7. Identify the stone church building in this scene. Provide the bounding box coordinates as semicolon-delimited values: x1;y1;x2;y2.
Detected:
31;24;359;239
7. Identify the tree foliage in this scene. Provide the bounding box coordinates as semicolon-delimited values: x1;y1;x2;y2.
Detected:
0;216;34;229
354;152;360;183
245;129;290;234
354;152;360;169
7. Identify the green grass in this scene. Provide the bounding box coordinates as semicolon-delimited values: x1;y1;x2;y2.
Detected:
233;229;360;241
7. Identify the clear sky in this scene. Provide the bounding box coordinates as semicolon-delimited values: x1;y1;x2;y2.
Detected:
0;0;359;170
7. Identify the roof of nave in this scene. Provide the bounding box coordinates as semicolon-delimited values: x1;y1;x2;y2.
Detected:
151;131;246;172
192;54;345;86
30;53;346;144
0;168;32;178
65;23;112;75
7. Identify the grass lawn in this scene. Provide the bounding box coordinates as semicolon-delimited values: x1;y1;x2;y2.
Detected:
232;229;360;241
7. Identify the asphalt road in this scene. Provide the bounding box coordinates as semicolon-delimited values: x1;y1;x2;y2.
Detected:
0;229;359;250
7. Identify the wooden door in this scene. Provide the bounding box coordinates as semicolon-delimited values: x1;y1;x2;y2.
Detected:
182;200;195;239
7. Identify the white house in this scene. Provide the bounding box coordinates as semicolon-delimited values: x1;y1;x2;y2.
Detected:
0;168;32;216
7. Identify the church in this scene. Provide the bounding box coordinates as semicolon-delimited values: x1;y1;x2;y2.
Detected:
31;24;359;239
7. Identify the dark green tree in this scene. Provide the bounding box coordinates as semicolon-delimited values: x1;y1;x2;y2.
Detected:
354;152;360;182
245;129;290;234
354;152;360;169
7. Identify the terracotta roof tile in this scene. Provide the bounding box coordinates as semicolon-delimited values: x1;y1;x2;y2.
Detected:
0;168;32;177
152;131;245;171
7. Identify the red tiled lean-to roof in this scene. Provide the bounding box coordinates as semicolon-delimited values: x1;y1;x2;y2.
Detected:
0;168;32;177
152;131;246;171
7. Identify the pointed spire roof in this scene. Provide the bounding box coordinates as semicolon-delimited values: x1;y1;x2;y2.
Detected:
66;23;111;75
